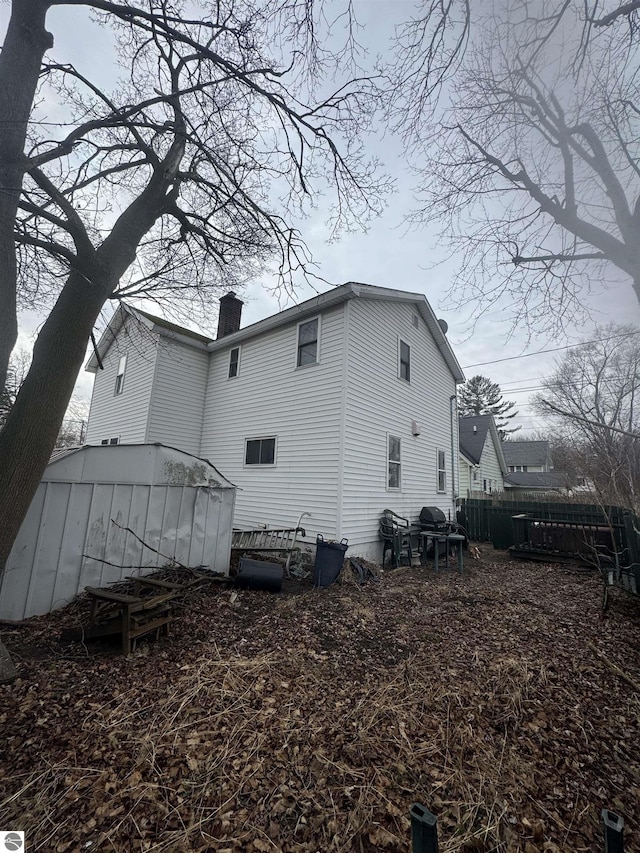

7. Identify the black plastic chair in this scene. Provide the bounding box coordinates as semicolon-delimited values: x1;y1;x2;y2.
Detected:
379;509;414;568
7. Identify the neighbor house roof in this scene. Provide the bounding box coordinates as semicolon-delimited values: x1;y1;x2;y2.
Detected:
503;471;568;490
458;415;508;474
502;440;552;468
206;282;465;382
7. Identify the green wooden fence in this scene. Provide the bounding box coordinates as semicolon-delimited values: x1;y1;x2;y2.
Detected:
457;498;629;550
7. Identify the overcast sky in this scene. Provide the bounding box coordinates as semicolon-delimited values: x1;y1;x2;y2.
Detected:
9;1;640;434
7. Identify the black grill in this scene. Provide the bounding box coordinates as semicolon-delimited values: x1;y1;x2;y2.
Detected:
419;506;449;532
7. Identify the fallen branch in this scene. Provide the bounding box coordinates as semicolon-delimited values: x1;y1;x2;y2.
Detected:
588;641;640;694
110;518;190;569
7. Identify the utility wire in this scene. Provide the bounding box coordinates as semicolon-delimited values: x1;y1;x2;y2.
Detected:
461;329;640;369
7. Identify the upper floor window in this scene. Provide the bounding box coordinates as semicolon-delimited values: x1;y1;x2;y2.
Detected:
399;340;410;382
509;465;528;472
114;355;126;395
388;435;401;489
297;318;319;367
228;347;240;378
245;436;276;466
437;449;446;492
101;437;119;445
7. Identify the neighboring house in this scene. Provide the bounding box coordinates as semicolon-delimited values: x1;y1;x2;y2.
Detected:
458;415;507;497
85;283;465;560
503;470;573;495
502;440;553;473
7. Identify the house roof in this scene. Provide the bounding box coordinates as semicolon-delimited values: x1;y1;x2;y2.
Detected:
501;440;551;468
458;414;508;474
86;304;212;372
206;282;465;382
134;308;213;344
503;471;568;489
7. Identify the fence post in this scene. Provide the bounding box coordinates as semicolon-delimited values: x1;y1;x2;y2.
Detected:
410;803;439;853
602;809;624;853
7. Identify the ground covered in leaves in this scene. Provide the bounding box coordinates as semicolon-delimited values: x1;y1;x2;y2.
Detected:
1;550;639;852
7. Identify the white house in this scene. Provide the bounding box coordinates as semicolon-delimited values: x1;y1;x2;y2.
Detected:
85;283;465;560
458;415;507;497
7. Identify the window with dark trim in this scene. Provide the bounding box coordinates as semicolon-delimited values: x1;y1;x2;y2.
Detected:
437;449;446;492
388;435;401;489
399;340;410;382
228;347;240;378
114;355;126;395
245;437;276;466
297;318;319;367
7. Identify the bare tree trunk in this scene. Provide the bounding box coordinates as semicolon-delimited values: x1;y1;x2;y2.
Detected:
0;272;107;575
0;0;53;391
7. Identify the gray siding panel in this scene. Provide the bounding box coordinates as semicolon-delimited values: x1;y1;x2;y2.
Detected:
85;319;157;444
342;299;459;558
200;305;345;538
146;339;209;455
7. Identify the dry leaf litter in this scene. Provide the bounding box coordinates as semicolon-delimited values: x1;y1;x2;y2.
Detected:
0;550;639;852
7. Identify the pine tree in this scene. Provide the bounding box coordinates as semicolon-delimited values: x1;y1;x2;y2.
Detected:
458;375;520;438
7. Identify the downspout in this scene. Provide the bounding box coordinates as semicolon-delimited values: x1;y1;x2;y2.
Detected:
450;394;457;519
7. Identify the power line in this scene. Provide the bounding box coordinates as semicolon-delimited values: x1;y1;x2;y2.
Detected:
461;329;640;369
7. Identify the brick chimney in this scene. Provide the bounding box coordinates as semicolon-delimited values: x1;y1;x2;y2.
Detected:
216;291;243;339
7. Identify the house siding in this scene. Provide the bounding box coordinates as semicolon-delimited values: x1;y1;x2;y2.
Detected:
85;318;157;445
479;436;504;493
145;338;209;455
342;299;459;559
200;305;345;538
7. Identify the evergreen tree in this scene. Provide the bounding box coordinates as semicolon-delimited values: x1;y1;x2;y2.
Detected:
458;375;520;438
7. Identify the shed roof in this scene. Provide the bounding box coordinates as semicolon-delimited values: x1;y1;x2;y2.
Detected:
44;443;235;488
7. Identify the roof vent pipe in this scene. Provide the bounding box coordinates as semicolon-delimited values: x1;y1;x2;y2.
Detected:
473;425;477;433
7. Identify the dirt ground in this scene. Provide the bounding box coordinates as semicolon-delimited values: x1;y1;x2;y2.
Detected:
1;548;639;853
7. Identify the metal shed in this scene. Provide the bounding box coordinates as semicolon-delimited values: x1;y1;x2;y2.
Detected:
0;444;236;620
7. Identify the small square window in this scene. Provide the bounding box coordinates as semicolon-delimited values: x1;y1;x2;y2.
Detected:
399;340;410;382
245;437;276;466
297;318;319;367
437;449;446;492
229;347;240;378
114;355;126;395
388;435;401;489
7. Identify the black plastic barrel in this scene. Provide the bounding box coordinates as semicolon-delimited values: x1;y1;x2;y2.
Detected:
237;557;283;592
313;535;348;588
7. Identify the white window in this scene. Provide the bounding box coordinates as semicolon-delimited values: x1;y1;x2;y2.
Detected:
114;355;126;395
387;435;401;489
245;436;276;466
228;346;240;378
437;449;446;493
297;317;319;367
399;340;410;382
101;437;119;445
